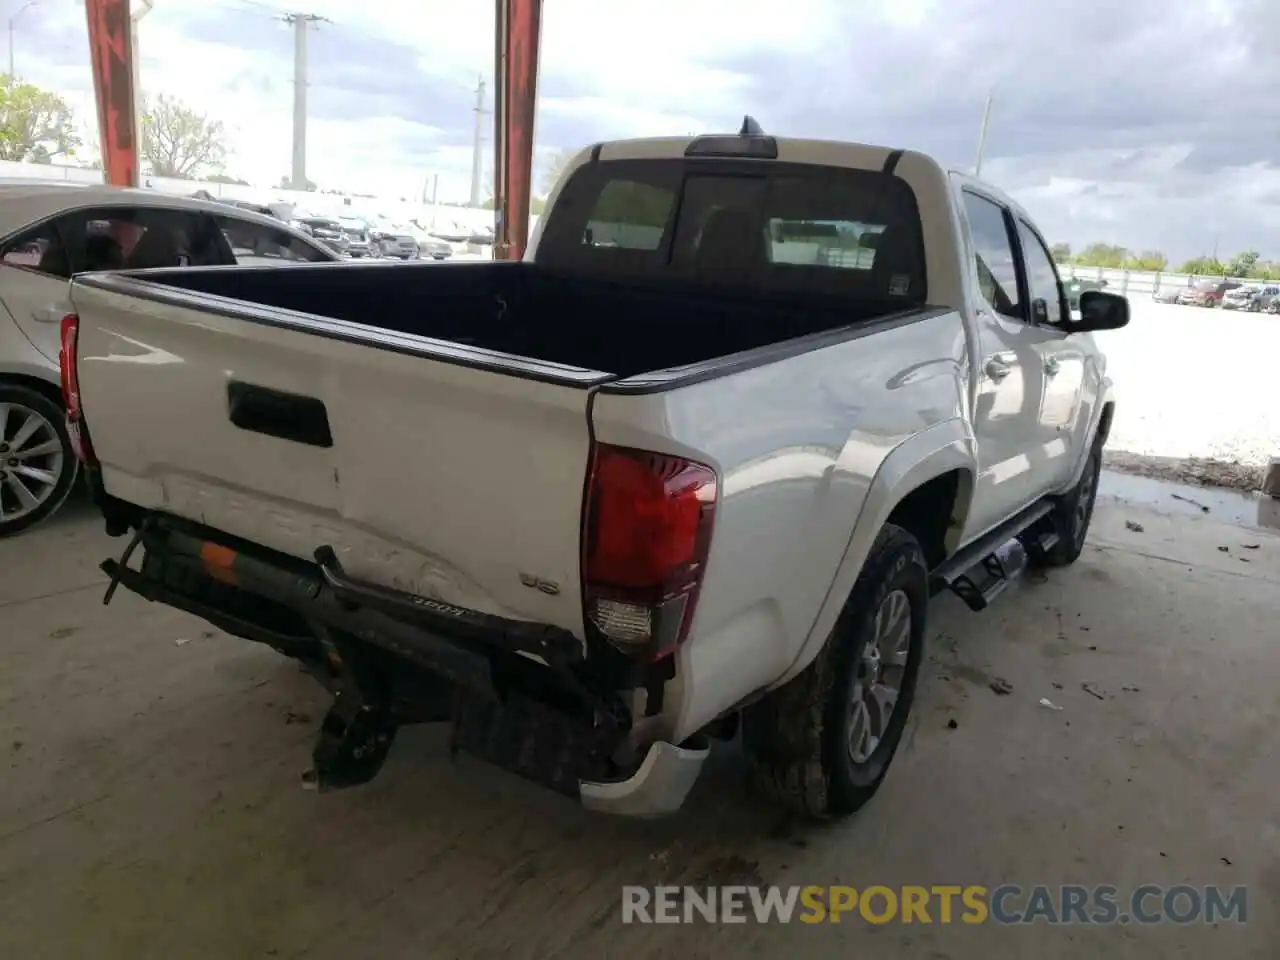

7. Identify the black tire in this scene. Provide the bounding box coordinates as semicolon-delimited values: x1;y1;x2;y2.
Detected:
742;524;928;821
0;383;79;538
1037;440;1102;567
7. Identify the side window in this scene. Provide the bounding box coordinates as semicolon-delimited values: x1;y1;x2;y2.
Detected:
582;179;675;250
1016;220;1066;325
217;217;331;265
1;223;70;278
56;207;211;272
961;192;1022;320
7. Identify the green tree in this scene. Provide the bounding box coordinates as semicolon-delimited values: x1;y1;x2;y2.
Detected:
278;175;316;191
208;172;249;186
142;94;227;178
1072;243;1129;269
1049;242;1071;263
1178;256;1225;275
1124;250;1168;271
539;147;576;196
592;181;671;227
0;74;80;162
1225;250;1259;278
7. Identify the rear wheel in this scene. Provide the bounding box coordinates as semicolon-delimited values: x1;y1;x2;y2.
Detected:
0;384;79;538
1034;441;1102;568
743;524;927;821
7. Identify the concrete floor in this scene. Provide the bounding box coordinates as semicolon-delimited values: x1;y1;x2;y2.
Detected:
1098;300;1280;470
2;489;1278;959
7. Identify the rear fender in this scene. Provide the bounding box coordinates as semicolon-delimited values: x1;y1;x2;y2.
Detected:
772;417;976;687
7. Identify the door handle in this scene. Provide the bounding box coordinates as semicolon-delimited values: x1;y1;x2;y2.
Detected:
227;381;333;448
1043;357;1061;376
984;353;1016;381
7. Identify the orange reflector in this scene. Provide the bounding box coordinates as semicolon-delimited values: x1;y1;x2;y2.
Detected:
199;542;239;585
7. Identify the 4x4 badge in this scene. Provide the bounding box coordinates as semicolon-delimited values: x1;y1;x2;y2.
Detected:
519;573;560;596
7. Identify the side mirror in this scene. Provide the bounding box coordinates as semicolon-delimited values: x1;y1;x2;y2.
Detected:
1072;290;1129;332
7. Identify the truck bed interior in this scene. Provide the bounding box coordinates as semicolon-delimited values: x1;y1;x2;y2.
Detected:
129;260;922;379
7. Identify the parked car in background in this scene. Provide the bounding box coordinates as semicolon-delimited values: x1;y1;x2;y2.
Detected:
1177;279;1241;307
0;180;337;536
1268;297;1280;315
1152;287;1182;304
427;220;473;244
369;221;422;260
1062;277;1108;311
469;223;496;246
336;216;374;258
221;199;277;219
410;226;452;260
294;215;350;256
1221;283;1280;312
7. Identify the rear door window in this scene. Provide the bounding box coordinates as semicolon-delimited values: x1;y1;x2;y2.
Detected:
54;207;223;271
216;216;333;265
961;191;1022;320
537;158;927;302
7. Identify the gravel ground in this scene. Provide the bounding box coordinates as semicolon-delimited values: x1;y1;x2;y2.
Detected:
1095;300;1278;490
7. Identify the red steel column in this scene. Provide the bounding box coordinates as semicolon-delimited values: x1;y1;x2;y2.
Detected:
85;0;138;187
492;0;542;260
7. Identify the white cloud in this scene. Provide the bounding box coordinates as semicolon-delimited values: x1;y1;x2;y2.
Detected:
9;0;1280;261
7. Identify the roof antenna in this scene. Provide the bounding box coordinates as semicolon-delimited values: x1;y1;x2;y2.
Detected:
739;115;764;136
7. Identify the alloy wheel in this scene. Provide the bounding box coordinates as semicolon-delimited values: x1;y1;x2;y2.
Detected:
0;401;66;524
847;589;912;765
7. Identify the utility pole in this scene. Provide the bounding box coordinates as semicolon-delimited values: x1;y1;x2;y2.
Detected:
470;76;489;208
283;12;327;190
7;0;38;78
974;91;994;178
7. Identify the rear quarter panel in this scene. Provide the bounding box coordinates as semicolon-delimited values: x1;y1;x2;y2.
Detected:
591;310;973;741
0;306;59;385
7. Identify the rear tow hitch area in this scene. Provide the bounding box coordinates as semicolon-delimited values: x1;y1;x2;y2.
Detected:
302;625;399;792
100;514;636;799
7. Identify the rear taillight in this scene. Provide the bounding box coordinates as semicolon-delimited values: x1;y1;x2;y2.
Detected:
58;313;96;464
582;443;717;661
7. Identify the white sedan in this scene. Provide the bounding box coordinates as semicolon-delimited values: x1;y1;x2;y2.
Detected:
0;180;338;537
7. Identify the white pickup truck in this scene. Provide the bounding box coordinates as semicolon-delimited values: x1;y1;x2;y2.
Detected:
61;123;1128;821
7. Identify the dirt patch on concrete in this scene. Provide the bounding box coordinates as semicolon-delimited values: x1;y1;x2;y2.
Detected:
1104;451;1264;492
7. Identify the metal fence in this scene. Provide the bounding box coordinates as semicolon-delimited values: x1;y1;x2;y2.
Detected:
1055;263;1244;299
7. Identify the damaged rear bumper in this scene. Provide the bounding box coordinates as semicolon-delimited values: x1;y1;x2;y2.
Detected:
580;738;709;818
99;511;705;816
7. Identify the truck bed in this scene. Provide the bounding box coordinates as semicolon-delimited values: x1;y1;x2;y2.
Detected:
105;259;908;379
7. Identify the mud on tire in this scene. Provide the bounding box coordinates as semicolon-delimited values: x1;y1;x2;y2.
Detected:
742;523;928;821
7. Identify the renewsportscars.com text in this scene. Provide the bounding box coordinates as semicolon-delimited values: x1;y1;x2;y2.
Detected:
621;884;1248;925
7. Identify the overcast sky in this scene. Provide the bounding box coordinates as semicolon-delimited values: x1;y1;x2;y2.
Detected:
12;0;1280;261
